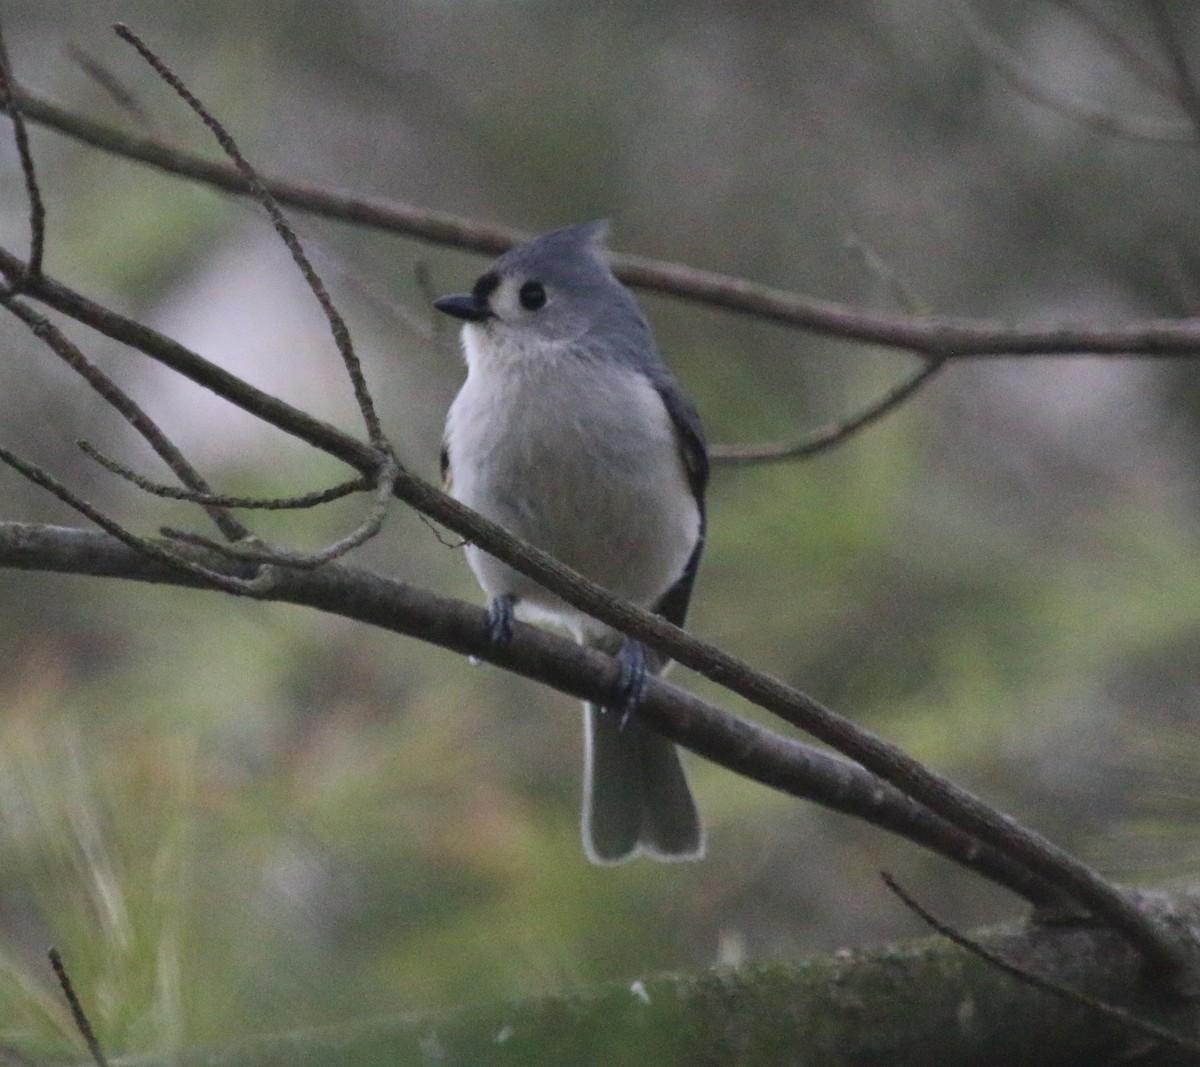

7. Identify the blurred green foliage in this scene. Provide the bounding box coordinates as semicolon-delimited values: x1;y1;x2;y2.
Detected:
2;0;1200;1060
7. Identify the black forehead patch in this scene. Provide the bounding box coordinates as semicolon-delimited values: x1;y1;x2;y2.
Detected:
472;271;500;303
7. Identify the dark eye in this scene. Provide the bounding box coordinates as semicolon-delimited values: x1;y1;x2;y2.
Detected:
518;280;547;310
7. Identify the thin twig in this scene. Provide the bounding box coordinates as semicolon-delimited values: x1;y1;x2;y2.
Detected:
47;949;108;1067
0;29;46;282
881;873;1200;1058
1;293;248;542
112;24;387;450
78;440;371;509
1148;1;1200;141
419;510;466;548
705;241;945;466
1056;0;1178;101
953;2;1192;144
843;231;929;317
711;358;946;464
160;453;397;569
63;42;158;132
0;444;270;595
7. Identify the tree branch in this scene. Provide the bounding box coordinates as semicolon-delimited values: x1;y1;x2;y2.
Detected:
709;358;946;464
80;884;1200;1067
0;519;1062;907
953;2;1193;144
14;85;1200;358
882;872;1200;1058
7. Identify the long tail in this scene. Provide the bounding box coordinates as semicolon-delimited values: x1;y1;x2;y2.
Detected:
581;702;704;864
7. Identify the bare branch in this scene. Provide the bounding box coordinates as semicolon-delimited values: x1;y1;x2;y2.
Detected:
1;292;248;542
63;41;158;132
0;445;269;595
1148;1;1200;141
954;2;1193;143
710;358;946;465
881;873;1200;1057
112;23;387;450
14;88;1200;357
159;453;397;570
705;243;945;467
77;440;371;509
0;29;46;282
0;519;1066;907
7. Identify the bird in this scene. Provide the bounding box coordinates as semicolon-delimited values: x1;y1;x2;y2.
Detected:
434;220;708;864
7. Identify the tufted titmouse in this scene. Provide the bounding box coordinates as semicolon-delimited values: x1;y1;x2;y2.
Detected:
434;221;708;864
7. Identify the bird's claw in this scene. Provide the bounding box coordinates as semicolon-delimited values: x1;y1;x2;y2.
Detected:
613;639;648;730
485;593;516;646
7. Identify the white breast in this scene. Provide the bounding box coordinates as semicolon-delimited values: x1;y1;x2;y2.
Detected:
445;329;699;641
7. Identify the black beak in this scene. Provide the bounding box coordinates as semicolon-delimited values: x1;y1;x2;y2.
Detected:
433;293;493;323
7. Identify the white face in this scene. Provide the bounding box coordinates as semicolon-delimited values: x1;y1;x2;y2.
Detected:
475;270;549;324
461;268;591;364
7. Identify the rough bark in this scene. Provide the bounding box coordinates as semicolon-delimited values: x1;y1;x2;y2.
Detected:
107;890;1200;1067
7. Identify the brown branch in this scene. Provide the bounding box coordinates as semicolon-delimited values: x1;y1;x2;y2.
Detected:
14;86;1200;357
881;873;1200;1056
63;41;158;132
77;441;371;509
0;444;269;595
0;519;1065;907
0;30;45;282
159;453;397;570
710;358;946;464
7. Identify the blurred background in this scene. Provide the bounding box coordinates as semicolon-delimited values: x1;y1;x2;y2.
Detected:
1;0;1199;1058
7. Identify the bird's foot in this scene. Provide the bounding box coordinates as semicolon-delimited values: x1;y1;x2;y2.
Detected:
614;639;648;730
485;593;517;646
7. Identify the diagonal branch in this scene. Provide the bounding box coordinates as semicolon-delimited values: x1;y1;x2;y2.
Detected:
1148;1;1200;141
954;2;1193;143
63;41;158;132
0;247;1189;985
0;29;46;283
882;873;1200;1057
0;446;267;595
0;519;1065;908
710;358;946;464
1;292;248;542
113;24;387;451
